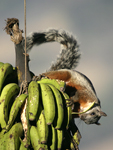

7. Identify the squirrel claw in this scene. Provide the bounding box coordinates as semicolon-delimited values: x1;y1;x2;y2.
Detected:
66;98;74;108
32;74;47;81
32;75;39;81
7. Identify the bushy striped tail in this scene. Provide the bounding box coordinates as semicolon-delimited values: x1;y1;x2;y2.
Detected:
25;29;81;70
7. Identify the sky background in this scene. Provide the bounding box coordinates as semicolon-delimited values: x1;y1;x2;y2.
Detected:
0;0;113;149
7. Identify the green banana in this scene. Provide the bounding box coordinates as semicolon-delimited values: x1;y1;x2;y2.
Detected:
3;67;18;86
0;130;6;150
6;123;23;150
0;62;4;68
0;123;23;150
48;84;64;129
37;78;66;92
70;130;81;150
0;83;19;129
65;93;72;129
19;138;29;150
28;81;39;121
56;129;63;150
30;126;40;150
0;130;5;139
30;126;48;150
61;92;72;129
69;119;81;149
36;109;49;144
6;94;28;131
47;124;57;150
50;125;57;150
0;63;13;94
39;83;55;125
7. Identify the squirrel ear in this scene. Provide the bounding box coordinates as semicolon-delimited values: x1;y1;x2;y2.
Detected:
100;111;107;117
95;122;101;125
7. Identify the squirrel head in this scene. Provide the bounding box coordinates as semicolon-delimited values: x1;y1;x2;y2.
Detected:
79;105;107;125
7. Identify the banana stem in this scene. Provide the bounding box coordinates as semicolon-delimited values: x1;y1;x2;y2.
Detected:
4;18;32;86
15;42;31;86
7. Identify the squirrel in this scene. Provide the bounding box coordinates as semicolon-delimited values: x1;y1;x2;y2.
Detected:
23;29;107;125
4;19;107;125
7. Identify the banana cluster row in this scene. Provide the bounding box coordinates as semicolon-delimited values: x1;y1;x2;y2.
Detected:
0;122;81;150
28;79;72;149
29;78;72;128
0;62;81;150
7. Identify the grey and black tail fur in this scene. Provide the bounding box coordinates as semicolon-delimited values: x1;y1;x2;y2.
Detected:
24;29;81;71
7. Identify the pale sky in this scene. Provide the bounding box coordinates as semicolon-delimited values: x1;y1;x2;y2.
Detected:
0;1;113;149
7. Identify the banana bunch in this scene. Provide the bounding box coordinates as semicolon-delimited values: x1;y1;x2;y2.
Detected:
28;77;72;129
27;78;77;149
0;62;15;93
0;62;20;129
0;123;23;150
0;62;81;150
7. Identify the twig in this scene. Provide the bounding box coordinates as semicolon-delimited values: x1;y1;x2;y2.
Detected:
24;0;27;84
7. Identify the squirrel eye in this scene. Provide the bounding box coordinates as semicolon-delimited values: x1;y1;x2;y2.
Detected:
91;112;95;116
